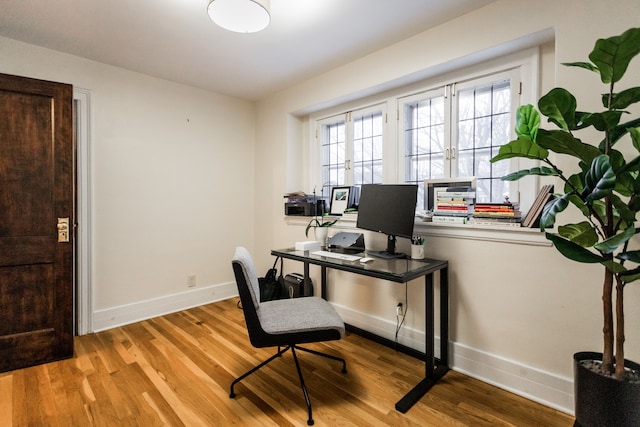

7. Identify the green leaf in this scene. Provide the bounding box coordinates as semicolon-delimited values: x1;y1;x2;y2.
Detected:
545;232;606;263
538;88;577;131
500;166;558;181
611;194;636;225
579;111;624;132
594;226;635;254
603;260;627;274
607;117;640;149
620;267;640;284
630;127;640;152
630;194;640;212
557;221;598;247
606;86;640;109
540;194;568;230
305;218;321;237
490;136;549;162
617;249;640;263
514;104;540;140
562;61;599;73
589;27;640;84
583;155;615;202
536;129;600;164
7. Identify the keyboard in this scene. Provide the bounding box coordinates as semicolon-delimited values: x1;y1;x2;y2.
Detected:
311;250;361;262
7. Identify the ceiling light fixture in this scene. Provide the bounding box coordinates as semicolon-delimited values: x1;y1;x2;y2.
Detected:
207;0;271;34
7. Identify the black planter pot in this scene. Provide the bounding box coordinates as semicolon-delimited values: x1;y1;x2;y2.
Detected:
574;351;640;427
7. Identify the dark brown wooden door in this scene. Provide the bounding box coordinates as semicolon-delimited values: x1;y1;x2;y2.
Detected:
0;73;74;372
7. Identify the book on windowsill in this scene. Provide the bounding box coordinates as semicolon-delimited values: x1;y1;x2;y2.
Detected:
468;217;522;227
432;215;468;224
521;184;554;228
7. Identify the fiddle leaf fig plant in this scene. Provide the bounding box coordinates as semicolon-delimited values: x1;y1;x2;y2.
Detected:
491;27;640;379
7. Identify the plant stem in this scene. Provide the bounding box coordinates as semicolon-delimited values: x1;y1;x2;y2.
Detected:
602;269;614;373
615;274;626;378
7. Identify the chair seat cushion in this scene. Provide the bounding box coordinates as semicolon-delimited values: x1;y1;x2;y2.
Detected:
258;297;345;337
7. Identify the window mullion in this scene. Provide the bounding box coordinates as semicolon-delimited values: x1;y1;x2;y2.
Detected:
444;84;455;177
345;111;354;186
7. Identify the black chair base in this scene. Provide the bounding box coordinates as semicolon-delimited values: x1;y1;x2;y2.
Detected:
230;345;347;426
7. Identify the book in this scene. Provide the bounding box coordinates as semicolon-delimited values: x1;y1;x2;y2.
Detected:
433;186;475;219
436;190;476;199
432;215;468;224
521;185;554;228
469;218;522;227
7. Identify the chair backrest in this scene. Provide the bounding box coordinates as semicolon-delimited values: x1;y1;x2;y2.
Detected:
232;247;269;347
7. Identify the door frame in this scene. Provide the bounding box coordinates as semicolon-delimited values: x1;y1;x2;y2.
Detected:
74;88;92;335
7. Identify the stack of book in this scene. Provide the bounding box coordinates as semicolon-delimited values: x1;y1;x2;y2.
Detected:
521;184;554;228
284;191;309;203
432;186;475;224
471;200;522;226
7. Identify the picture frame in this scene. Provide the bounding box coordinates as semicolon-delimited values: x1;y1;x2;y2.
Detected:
330;186;351;215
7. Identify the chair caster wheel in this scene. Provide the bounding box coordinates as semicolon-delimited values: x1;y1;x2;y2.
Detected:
307;420;314;426
229;392;235;398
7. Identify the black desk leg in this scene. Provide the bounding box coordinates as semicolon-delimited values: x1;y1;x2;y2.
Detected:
425;273;434;377
395;271;449;413
302;262;327;300
321;266;327;299
303;262;310;296
440;267;449;366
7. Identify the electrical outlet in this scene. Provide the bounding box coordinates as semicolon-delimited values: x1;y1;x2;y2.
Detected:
187;275;196;288
396;302;403;316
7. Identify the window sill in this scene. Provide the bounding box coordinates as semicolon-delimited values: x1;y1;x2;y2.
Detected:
284;215;551;247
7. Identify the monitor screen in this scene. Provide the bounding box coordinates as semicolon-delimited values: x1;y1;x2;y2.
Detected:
356;184;418;258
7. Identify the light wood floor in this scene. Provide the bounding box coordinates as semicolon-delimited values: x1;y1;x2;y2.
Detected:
0;298;574;426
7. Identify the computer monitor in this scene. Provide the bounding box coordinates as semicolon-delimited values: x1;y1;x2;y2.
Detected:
356;184;418;259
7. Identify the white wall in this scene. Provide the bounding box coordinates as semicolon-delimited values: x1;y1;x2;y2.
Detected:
0;37;255;326
255;0;640;413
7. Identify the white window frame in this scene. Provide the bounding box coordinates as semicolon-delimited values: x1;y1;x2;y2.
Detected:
309;47;540;223
313;103;388;197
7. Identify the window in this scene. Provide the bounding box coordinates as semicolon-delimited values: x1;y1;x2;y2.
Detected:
318;104;385;197
401;70;520;207
454;73;516;204
402;89;446;206
310;49;538;215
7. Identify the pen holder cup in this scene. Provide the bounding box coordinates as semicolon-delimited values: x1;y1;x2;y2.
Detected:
411;244;425;260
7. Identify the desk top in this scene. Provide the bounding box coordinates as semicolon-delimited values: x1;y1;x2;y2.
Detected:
272;248;447;283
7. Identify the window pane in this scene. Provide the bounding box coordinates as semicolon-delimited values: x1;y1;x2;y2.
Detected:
321;121;346;195
353;112;383;184
404;95;446;200
457;149;474;177
455;78;511;202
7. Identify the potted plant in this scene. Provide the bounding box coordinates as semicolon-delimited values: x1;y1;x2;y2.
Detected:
305;213;337;244
304;188;338;244
491;28;640;426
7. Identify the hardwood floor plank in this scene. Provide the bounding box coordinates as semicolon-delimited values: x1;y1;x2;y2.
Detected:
1;298;575;426
0;374;13;427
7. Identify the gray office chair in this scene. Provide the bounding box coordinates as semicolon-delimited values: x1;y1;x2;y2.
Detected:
230;247;347;426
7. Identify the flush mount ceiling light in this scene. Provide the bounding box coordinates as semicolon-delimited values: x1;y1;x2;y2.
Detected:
207;0;271;33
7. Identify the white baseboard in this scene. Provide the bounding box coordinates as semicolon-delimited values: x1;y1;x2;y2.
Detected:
92;281;238;332
332;302;575;415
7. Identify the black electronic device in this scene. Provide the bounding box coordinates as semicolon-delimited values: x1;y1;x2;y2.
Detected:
283;273;313;298
327;232;365;254
356;184;418;259
285;200;326;216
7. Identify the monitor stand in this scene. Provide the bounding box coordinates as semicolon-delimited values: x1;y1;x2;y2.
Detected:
369;235;406;259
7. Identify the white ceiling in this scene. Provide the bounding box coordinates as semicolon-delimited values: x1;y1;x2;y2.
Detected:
0;0;497;100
